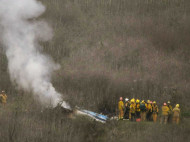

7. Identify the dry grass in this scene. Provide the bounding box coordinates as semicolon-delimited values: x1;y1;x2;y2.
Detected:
0;100;189;142
0;0;190;141
39;0;190;111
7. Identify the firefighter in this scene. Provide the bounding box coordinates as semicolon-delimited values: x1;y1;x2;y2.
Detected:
152;101;159;122
173;104;180;124
140;100;146;121
160;102;169;124
136;99;141;121
146;100;152;121
124;98;130;120
0;90;7;107
129;98;135;120
130;99;136;121
118;97;124;120
167;101;173;123
150;101;153;121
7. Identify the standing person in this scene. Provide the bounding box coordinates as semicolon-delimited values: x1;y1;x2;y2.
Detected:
136;99;141;121
150;101;153;121
124;98;130;120
0;90;7;107
118;97;124;120
167;101;173;123
140;100;146;121
152;101;159;122
160;102;169;124
146;100;152;121
129;99;134;120
173;104;180;124
130;99;136;121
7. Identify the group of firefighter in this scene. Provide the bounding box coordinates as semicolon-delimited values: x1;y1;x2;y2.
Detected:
118;97;180;124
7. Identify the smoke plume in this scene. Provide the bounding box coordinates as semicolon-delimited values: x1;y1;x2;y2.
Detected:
0;0;70;108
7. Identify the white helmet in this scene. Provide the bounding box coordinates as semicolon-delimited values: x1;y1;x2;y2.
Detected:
125;98;129;102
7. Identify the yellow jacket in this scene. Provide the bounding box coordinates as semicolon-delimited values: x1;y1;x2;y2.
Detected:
118;101;124;110
130;103;136;113
0;94;7;103
168;105;173;114
173;107;180;117
152;104;159;113
136;103;140;112
168;105;172;110
145;103;147;108
146;104;152;112
162;106;169;116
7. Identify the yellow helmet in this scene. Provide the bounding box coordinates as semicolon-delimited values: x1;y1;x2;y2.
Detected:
131;99;135;103
176;104;179;108
153;101;156;104
167;101;170;104
147;100;150;103
136;99;140;103
141;100;145;104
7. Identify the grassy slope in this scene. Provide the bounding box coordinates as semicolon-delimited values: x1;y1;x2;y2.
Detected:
39;0;190;112
0;0;190;141
0;102;190;142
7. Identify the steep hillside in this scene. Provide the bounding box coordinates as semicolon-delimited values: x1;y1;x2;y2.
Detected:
0;1;190;142
39;0;190;112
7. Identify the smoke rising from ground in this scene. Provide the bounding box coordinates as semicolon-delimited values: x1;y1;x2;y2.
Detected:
0;0;70;108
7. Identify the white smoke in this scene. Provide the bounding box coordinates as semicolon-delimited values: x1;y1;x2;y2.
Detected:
0;0;70;108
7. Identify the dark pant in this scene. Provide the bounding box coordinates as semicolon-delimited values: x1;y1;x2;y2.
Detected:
131;113;136;121
146;111;152;121
168;114;172;123
136;111;140;119
124;110;129;119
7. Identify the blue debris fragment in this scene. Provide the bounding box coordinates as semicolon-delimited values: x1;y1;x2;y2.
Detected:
77;109;109;123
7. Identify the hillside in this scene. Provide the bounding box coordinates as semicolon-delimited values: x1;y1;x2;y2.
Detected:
39;0;190;112
0;0;190;142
